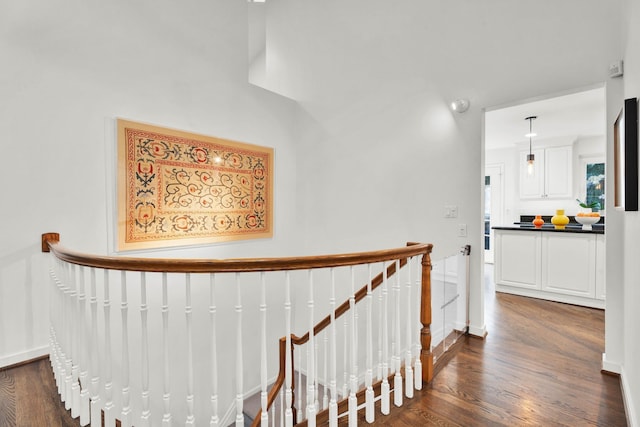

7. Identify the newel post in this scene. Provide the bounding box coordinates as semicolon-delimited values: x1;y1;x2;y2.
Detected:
420;250;434;383
42;232;60;252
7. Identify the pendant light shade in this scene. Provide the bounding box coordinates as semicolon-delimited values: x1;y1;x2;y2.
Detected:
525;116;537;175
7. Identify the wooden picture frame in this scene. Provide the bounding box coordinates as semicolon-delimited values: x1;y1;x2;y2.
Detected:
117;119;274;251
614;98;638;211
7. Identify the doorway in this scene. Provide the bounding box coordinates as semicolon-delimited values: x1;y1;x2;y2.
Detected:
484;164;504;264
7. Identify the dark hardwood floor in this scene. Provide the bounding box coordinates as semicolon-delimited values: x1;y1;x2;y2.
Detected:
340;266;627;426
0;358;77;427
0;266;628;426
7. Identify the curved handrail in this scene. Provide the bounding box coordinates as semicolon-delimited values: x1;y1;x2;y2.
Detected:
42;232;434;426
41;233;432;273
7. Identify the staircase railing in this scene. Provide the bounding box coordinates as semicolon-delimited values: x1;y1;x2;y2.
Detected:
41;233;433;427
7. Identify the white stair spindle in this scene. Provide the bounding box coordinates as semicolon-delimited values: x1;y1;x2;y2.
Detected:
393;260;403;408
89;268;101;427
185;273;196;426
328;268;338;427
235;273;244;427
120;271;132;426
78;267;90;425
161;272;172;427
260;272;269;426
70;265;81;419
377;271;383;383
365;264;374;423
405;258;414;399
348;266;357;427
381;264;390;415
140;272;151;427
412;256;423;390
57;266;69;404
284;272;293;427
322;331;328;411
297;349;303;422
210;273;220;427
342;315;348;399
306;270;316;427
103;270;115;427
64;265;77;412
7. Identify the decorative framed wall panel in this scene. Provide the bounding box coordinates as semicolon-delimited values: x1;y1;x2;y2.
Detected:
117;119;273;251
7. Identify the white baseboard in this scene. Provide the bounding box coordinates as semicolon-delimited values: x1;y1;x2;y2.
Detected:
0;346;49;369
467;323;487;338
620;365;638;427
601;352;622;374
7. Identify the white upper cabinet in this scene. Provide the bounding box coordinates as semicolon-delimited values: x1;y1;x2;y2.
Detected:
519;145;573;199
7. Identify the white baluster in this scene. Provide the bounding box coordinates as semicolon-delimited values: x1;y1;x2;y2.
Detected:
69;264;80;416
210;273;220;427
393;260;403;407
235;273;244;427
322;331;328;411
348;266;357;427
89;268;101;427
413;256;423;390
342;315;348;399
297;349;303;422
284;272;293;427
185;273;196;426
328;268;338;427
306;270;316;427
365;264;374;423
49;265;63;395
405;258;414;399
103;270;115;427
78;267;90;425
314;339;319;411
381;264;390;415
377;268;383;383
120;271;132;426
260;272;269;426
140;272;151;427
161;272;172;427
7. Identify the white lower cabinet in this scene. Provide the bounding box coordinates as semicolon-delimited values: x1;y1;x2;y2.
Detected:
494;229;605;308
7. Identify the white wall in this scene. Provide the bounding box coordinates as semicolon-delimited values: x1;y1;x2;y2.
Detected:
618;0;640;424
0;1;300;366
261;0;625;339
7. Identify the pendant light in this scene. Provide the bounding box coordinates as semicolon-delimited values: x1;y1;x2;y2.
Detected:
525;116;537;175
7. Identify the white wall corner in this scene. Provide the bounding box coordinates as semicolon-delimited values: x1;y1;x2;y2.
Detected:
601;352;622;375
467;324;488;339
619;365;638;427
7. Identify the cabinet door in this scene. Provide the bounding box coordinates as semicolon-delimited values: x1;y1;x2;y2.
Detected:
544;146;573;198
519;149;545;199
495;230;541;289
595;235;606;300
541;233;596;298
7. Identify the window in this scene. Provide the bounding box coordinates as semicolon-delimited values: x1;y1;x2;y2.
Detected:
585;162;605;210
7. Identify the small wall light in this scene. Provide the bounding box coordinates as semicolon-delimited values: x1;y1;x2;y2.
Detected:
450;99;470;113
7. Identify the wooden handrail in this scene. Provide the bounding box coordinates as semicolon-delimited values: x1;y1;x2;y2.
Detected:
42;232;434;426
252;243;433;426
41;233;432;274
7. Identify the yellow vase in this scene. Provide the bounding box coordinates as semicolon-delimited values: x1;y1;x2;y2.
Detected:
551;209;570;230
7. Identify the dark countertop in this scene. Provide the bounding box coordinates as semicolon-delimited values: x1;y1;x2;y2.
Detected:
491;214;604;234
492;223;604;234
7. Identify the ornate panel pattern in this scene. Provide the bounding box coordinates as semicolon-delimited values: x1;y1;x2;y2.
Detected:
117;119;273;250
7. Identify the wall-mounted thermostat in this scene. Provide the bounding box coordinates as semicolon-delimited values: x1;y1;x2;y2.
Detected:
609;60;624;78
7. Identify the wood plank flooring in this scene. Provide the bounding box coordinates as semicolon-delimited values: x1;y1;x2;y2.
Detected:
0;267;628;426
0;358;77;427
339;268;627;426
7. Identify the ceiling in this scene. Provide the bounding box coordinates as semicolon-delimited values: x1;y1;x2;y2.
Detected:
484;87;606;150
